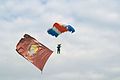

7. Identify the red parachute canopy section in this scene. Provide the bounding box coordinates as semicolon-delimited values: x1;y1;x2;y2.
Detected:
16;34;53;71
53;23;68;33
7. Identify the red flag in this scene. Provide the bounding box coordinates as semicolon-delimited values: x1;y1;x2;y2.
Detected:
16;34;53;71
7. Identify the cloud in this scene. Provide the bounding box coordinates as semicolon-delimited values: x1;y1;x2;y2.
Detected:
0;0;120;80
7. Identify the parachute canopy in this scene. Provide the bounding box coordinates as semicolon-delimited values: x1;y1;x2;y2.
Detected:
47;22;75;37
16;34;53;71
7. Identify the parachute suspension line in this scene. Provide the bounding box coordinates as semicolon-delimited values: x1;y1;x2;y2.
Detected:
40;71;43;80
41;70;43;74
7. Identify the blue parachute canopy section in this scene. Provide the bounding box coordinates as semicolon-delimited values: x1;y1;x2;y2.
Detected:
47;23;75;37
66;25;75;33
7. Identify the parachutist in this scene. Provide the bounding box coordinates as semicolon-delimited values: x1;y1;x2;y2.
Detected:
57;44;61;54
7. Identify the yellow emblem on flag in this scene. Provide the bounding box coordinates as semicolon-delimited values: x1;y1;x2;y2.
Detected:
29;44;39;55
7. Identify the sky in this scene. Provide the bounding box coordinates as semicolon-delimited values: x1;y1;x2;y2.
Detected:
0;0;120;80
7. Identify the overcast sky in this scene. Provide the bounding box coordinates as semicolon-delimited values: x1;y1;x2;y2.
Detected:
0;0;120;80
